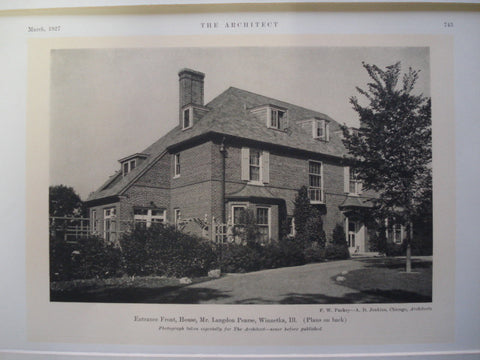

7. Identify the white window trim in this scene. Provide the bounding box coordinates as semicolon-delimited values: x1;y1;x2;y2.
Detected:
134;208;166;228
174;153;180;178
231;204;248;225
308;160;324;204
103;207;116;242
174;208;181;228
182;106;193;130
122;159;136;176
91;209;97;234
312;119;330;141
344;166;363;196
256;206;271;241
241;147;269;185
267;107;286;130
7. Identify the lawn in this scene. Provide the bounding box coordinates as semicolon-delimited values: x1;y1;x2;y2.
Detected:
335;257;432;303
50;275;213;303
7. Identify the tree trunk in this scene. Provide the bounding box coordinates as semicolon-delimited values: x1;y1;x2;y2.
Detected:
406;221;413;273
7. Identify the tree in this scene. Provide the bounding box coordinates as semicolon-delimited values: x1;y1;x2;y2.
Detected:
342;62;432;272
293;186;326;246
49;185;86;217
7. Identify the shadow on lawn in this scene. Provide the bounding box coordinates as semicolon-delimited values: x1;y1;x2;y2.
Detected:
51;285;231;304
357;258;432;270
279;289;431;304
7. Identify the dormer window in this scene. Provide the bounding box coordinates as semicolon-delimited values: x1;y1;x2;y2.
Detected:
182;107;193;130
313;119;329;141
118;153;147;177
122;159;136;176
269;108;286;130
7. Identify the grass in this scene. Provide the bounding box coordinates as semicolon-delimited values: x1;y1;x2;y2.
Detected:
50;275;213;303
335;257;432;303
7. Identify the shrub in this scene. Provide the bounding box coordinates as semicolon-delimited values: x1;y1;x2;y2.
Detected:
50;234;122;281
120;224;217;278
325;244;350;260
303;241;325;263
216;243;261;273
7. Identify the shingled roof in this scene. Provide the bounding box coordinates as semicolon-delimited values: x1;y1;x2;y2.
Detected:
87;86;348;203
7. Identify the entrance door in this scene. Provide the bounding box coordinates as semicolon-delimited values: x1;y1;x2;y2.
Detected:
347;218;365;254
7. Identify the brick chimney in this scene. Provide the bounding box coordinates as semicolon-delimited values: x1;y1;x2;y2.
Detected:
178;68;205;108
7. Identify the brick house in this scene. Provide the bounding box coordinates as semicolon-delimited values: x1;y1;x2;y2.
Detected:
86;68;392;254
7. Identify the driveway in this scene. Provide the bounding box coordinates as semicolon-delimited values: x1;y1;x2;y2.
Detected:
150;259;369;304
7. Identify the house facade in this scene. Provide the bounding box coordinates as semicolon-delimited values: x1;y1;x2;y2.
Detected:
86;68;394;254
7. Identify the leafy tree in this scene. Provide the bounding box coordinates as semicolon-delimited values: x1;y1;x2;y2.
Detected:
342;62;432;271
49;185;86;217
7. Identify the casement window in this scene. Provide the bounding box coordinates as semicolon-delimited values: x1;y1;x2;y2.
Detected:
256;207;270;242
103;207;116;243
134;208;166;229
182;107;193;130
122;159;136;176
308;161;324;203
313;119;330;141
241;147;270;184
174;153;181;177
344;166;363;195
269;108;286;130
91;209;97;234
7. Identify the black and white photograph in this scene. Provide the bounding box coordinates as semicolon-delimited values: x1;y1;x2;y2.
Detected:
48;46;433;305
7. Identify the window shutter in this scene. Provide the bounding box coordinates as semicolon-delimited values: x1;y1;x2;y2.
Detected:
241;147;250;180
344;166;350;193
358;181;363;194
326;123;330;141
261;151;270;183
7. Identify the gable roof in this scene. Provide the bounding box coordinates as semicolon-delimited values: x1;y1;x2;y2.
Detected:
87;87;348;203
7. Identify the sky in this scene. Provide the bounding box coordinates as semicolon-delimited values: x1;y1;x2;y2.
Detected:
50;46;430;200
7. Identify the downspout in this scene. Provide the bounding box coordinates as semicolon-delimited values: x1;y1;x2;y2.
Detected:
219;137;227;223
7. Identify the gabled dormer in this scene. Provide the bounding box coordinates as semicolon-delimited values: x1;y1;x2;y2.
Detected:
118;153;148;177
298;117;330;141
249;104;288;131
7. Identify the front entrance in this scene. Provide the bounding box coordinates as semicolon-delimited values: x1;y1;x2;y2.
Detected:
346;218;365;254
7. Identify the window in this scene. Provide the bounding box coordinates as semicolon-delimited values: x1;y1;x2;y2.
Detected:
91;209;97;234
385;219;404;244
269;108;285;130
287;216;296;237
174;153;180;177
104;207;116;243
308;161;323;203
313;120;329;141
241;148;270;184
232;205;246;225
174;209;181;228
122;159;136;176
134;208;166;229
344;166;362;195
249;150;261;181
182;107;192;130
256;207;270;242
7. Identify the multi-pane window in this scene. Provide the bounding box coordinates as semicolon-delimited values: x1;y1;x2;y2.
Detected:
104;207;116;243
392;224;403;244
270;109;285;130
134;208;166;229
313;120;329;141
256;207;270;242
174;153;180;177
232;206;246;225
349;168;362;195
308;161;323;203
249;150;261;181
122;159;136;176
